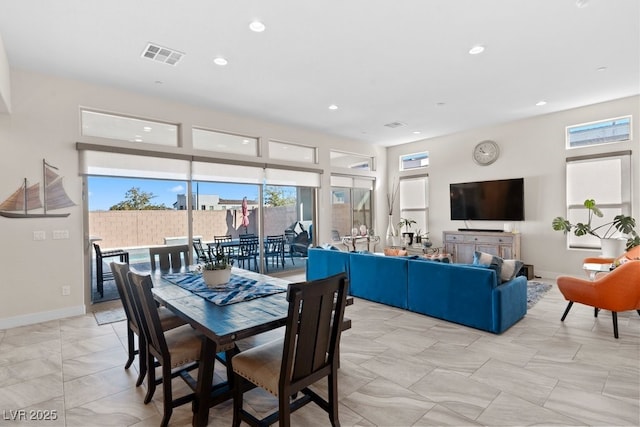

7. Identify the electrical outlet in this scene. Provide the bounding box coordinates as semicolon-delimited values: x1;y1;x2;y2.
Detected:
61;286;71;296
33;231;46;241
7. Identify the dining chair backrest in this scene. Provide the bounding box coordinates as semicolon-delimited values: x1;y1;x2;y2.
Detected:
284;273;348;385
239;233;256;241
265;235;284;252
149;244;190;270
214;234;232;243
110;262;138;329
238;236;259;254
193;238;211;263
127;271;169;358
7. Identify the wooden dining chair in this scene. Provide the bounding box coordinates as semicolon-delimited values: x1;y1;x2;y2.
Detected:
231;273;349;427
126;270;204;427
149;244;191;270
110;262;186;387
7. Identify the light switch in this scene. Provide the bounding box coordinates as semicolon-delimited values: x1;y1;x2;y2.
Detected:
53;230;69;240
33;231;46;241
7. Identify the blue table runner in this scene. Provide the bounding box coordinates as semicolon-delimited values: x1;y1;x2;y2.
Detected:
162;272;286;306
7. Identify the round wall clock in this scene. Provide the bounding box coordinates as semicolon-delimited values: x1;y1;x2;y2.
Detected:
472;140;500;166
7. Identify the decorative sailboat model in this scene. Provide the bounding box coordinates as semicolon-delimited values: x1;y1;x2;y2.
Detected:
0;159;75;218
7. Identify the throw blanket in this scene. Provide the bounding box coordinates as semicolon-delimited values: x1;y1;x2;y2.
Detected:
162;272;286;306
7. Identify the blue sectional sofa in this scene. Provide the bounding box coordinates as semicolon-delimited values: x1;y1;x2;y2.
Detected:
307;248;527;334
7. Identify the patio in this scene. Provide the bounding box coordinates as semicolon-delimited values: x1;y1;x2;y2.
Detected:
91;245;307;303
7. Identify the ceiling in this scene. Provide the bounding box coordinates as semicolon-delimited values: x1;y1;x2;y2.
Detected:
0;0;638;146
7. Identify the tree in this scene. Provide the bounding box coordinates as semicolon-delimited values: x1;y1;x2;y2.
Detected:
109;187;169;210
264;186;295;207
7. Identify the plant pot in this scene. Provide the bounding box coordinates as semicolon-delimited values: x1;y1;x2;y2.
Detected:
402;232;414;246
415;235;422;244
601;238;626;258
202;268;232;287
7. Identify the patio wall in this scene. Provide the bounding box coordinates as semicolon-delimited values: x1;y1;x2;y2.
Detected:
90;206;300;249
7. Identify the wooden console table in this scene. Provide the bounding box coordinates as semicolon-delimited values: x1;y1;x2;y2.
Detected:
443;230;520;263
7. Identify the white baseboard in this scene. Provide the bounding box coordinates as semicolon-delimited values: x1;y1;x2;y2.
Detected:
0;305;86;329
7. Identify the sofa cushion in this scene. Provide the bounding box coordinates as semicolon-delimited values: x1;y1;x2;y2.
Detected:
473;251;503;284
501;259;524;282
473;251;523;283
384;248;408;256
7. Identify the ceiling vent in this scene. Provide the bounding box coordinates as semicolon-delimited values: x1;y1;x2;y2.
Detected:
141;43;184;66
384;121;406;129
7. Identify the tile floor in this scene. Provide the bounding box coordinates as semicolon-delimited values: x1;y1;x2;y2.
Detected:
0;277;638;426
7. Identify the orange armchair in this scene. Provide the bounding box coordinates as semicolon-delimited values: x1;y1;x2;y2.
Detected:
557;260;640;338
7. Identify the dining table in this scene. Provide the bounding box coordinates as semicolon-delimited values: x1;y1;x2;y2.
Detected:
150;266;352;426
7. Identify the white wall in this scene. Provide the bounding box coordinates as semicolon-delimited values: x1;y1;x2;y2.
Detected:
0;68;382;328
387;95;639;279
0;33;10;113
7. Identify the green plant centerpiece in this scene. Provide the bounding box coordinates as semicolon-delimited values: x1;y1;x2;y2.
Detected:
397;217;417;246
201;251;233;287
552;199;639;251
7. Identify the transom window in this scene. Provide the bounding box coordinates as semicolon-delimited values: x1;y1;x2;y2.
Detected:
81;110;178;146
192;128;258;156
400;152;429;171
566;116;631;149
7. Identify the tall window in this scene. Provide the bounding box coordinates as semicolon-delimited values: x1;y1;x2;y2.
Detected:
331;176;374;238
399;176;429;236
565;152;631;249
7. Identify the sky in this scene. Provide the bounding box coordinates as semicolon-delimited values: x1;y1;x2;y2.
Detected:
88;177;260;211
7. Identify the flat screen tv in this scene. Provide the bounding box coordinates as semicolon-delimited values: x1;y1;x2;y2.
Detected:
450;178;524;221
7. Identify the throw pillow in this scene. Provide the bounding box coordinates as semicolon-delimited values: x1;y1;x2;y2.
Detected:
501;259;524;282
473;251;503;283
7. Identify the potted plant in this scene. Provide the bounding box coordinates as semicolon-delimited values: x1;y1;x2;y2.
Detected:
200;251;233;287
397;217;417;246
552;198;639;256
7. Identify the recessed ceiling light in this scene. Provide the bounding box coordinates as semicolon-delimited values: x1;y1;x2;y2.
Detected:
214;57;228;66
536;100;547;106
143;126;152;132
413;131;422;134
469;45;485;55
328;104;338;110
249;21;266;32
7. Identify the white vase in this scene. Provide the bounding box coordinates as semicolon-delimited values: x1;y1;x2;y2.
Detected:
202;268;232;287
601;238;626;258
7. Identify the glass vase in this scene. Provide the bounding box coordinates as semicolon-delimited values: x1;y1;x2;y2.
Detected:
386;215;395;239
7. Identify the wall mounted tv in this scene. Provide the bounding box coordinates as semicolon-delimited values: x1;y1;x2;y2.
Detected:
450;178;524;221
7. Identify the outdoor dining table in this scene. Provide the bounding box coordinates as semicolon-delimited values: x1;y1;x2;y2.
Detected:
150;266;351;426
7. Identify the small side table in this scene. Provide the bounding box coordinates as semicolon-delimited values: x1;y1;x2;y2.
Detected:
583;258;614;280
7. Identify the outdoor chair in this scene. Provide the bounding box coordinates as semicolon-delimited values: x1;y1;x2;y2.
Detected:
231;273;349;426
214;234;236;260
110;262;186;387
149;244;190;270
264;235;285;272
193;238;212;263
93;243;129;298
237;236;259;271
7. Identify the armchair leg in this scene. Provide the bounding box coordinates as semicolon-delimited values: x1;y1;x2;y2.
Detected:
612;312;619;339
560;301;573;321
